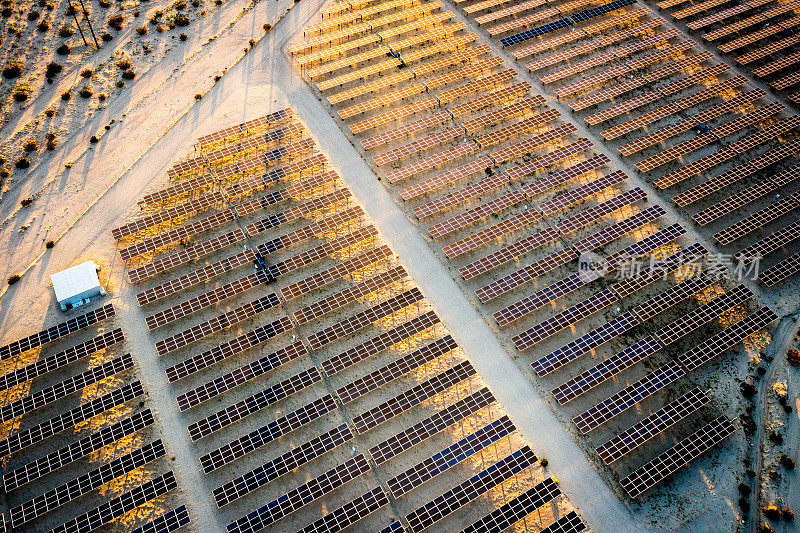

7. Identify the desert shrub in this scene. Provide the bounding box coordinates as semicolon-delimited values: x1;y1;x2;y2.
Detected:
61;90;71;100
45;61;62;77
214;74;221;81
79;85;93;97
99;0;110;6
174;0;187;9
780;455;795;469
115;80;124;87
156;24;163;32
98;93;106;101
44;108;55;117
12;86;30;101
539;457;548;467
15;157;30;169
741;382;757;398
174;13;189;26
0;156;5;166
769;431;784;445
194;93;202;100
764;505;781;520
0;167;9;178
788;349;800;366
80;68;92;78
263;23;271;31
27;10;39;20
66;3;76;14
191;0;199;6
248;38;255;47
739;483;752;495
56;43;70;55
108;14;123;29
783;509;795;520
179;32;187;40
1;7;11;17
7;274;20;285
115;59;131;70
136;25;147;34
101;31;112;40
36;20;50;31
89;135;98;143
23;138;38;152
58;25;74;37
2;61;22;79
45;240;54;248
46;138;56;150
122;69;135;79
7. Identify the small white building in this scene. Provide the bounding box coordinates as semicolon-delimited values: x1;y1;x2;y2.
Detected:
51;261;105;311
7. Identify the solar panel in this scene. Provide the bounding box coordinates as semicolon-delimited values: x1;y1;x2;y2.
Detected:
0;328;123;393
146;269;274;330
113;192;224;240
322;311;441;376
596;389;710;465
214;424;353;507
4;409;154;491
299;487;388;533
494;270;602;328
225;454;371;533
352;360;475;434
189;367;321;441
522;154;610;198
679;307;778;371
49;471;178;533
138;174;216;208
337;336;458;404
715;196;800;246
621;416;735;498
244;187;350;236
197;109;295;147
165;316;293;382
573;361;685;434
539;171;627;216
532;311;639;377
226;153;328;198
0;303;115;361
0;353;134;424
693;181;779;227
632;272;713;323
119;210;234;261
735;219;800;264
155;293;280;356
405;446;538;531
177;341;307;410
459;227;561;281
378;521;406;533
0;380;143;458
257;207;368;260
762;251;800;287
307;288;424;350
200;395;337;473
128;230;246;284
238;173;344;221
459;480;567;533
370;387;496;465
552;336;663;405
513;289;617;351
476;249;576;304
557;188;647;235
571;205;666;253
388;415;516;497
655;285;753;346
130;506;191;533
10;439;166;527
601;223;687;274
281;245;394;302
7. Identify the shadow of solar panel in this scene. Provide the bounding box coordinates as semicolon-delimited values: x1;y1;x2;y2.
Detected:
0;304;115;361
200;395;337;473
654;285;753;346
257;207;366;259
197;109;295;147
621;416;735;498
0;328;124;393
539;171;627;216
513;289;617;351
243;186;349;236
632;272;715;323
460;478;565;533
477;249;577;304
49;471;178;533
557;188;647;235
189;367;321;441
130;505;191;533
0;380;143;458
113;192;224;240
571;205;666;253
338;336;458;404
155;293;280;356
388;416;516;498
532;311;639;377
139;174;216;208
715;194;800;246
573;361;685;434
177;341;308;410
679;307;777;371
166;316;293;382
322;311;441;375
225;454;370;533
459;227;561;281
4;409;154;491
601;223;687;274
352;360;476;434
596;389;710;465
495;270;601;328
0;353;134;424
11;439;166;527
299;487;389;533
405;446;537;531
307;288;425;350
735;220;800;264
762;252;800;287
214;424;353;507
552;336;663;404
293;265;406;324
370;387;496;465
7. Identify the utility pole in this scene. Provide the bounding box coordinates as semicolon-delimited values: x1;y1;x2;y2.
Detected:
75;0;99;49
68;0;88;47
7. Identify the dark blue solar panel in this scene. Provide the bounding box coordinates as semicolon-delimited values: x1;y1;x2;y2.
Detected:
500;18;572;47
